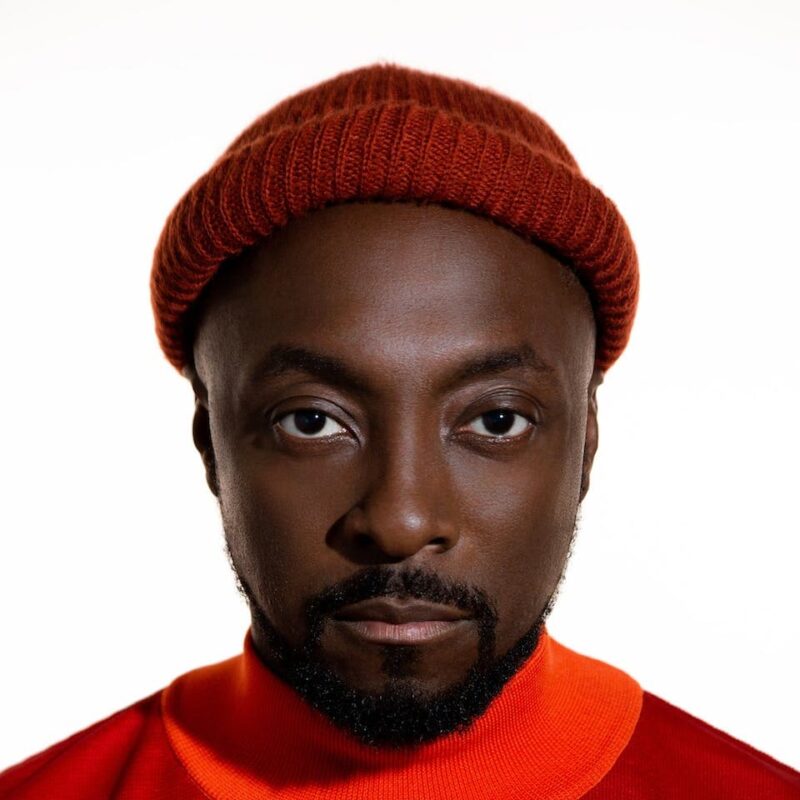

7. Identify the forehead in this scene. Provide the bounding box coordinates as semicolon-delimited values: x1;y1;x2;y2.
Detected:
192;201;595;396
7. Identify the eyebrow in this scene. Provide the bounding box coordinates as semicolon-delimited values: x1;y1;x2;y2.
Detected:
249;344;372;394
446;344;556;388
248;342;556;394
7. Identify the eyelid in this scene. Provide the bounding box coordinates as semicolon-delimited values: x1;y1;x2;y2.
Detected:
271;405;355;442
271;403;538;445
458;408;537;441
272;406;350;439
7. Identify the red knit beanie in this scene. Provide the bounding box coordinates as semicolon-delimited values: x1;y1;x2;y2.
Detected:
151;62;638;374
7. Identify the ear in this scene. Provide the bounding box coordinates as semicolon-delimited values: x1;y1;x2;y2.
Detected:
186;366;219;497
192;399;219;497
579;367;604;503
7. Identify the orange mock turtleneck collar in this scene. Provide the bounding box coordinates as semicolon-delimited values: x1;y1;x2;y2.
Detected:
162;627;643;800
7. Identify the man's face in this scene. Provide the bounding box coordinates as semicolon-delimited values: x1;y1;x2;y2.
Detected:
190;201;601;745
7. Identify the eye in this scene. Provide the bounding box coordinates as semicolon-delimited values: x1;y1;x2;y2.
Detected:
464;408;534;439
274;409;348;439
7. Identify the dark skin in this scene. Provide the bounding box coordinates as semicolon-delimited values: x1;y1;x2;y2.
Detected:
188;200;602;701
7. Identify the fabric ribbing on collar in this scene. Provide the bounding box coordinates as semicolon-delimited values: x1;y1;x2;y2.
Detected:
162;628;643;800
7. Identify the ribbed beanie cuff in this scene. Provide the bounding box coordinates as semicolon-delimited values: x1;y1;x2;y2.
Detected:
151;62;639;373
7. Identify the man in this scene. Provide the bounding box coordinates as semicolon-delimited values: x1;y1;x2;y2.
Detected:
2;62;797;799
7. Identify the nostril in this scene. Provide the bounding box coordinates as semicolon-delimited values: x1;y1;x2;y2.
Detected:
354;533;373;549
354;532;449;551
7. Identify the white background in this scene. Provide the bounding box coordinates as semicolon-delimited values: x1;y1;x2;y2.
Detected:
1;0;798;773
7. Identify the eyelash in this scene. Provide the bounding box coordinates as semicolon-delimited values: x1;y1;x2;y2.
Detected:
271;407;537;444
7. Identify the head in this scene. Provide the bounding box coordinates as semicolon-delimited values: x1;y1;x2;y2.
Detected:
186;198;603;746
151;60;637;749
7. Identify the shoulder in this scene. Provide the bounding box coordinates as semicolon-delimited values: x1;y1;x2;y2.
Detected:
0;691;199;799
587;690;800;798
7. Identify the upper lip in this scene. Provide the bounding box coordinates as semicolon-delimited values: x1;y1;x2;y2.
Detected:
332;598;470;624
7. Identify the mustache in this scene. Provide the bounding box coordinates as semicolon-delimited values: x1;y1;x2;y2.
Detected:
228;543;501;667
303;565;498;652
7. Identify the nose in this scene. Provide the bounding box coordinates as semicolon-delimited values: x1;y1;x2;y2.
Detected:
338;422;460;563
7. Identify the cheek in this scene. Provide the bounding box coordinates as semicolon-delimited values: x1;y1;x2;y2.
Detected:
451;416;585;629
212;400;587;648
214;437;358;630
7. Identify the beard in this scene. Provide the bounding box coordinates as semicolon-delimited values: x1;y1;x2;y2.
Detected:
223;513;580;749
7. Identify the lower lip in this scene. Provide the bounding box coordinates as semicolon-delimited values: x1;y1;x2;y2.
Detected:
334;619;469;644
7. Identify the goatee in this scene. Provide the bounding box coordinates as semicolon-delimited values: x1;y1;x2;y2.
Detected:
231;562;558;748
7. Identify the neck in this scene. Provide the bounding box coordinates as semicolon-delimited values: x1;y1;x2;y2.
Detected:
162;627;642;800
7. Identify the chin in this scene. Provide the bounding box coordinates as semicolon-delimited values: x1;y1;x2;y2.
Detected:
320;620;481;693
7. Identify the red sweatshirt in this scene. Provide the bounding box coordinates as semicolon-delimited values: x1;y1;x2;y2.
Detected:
2;628;798;799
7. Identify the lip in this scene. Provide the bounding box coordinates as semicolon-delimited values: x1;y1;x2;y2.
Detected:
333;598;470;624
331;598;471;645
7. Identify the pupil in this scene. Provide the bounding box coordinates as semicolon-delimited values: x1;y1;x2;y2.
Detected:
482;409;514;435
295;410;326;435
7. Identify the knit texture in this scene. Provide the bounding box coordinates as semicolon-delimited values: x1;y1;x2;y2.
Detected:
150;62;639;374
4;634;800;798
159;627;643;800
